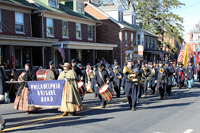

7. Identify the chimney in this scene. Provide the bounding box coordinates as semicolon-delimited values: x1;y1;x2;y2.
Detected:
190;32;193;41
139;22;143;28
108;3;114;5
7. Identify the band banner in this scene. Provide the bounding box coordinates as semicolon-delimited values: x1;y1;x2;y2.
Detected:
28;80;65;108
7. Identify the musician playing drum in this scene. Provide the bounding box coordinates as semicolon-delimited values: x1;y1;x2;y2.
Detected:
123;59;142;111
94;63;109;108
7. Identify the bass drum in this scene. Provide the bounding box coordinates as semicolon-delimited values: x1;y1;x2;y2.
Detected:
36;69;55;81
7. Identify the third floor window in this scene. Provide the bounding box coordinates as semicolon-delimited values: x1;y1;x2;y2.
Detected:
15;12;24;33
49;0;58;7
119;11;123;22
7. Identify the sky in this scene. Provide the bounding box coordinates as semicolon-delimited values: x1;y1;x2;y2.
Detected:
172;0;200;34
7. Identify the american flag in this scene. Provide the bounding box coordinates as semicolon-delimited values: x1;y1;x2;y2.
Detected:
159;51;164;60
58;42;65;61
177;45;184;62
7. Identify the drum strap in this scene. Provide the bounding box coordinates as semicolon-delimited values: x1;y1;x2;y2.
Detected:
98;70;106;84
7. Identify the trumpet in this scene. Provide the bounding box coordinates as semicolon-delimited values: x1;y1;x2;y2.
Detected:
160;68;164;74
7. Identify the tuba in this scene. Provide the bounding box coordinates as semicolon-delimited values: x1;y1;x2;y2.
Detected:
123;66;147;84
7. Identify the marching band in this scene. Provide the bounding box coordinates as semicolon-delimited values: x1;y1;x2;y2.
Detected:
0;58;197;131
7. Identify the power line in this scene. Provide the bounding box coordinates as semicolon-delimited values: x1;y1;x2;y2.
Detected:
173;1;200;13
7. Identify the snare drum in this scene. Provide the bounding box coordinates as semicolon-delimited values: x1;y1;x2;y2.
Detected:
99;84;114;100
36;69;55;81
78;81;87;96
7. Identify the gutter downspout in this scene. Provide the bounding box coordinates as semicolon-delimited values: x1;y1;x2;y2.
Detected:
120;28;124;67
42;47;46;67
29;13;32;37
41;11;45;38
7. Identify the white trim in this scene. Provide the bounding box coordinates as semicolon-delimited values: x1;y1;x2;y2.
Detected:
125;50;133;54
85;2;124;28
47;35;55;38
15;31;25;35
62;36;69;39
52;41;117;50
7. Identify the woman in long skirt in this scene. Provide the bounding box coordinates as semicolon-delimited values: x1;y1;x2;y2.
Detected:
14;63;40;114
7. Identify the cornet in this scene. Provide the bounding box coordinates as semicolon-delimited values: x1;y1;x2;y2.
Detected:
90;73;94;78
160;68;164;74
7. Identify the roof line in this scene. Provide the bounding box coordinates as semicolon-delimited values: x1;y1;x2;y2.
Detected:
0;0;38;10
85;2;123;28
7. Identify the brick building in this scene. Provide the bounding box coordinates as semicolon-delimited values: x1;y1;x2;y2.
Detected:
0;0;58;71
85;2;159;65
0;0;117;73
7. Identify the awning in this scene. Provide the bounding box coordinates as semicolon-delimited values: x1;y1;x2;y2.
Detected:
0;35;58;47
53;41;118;50
144;49;174;55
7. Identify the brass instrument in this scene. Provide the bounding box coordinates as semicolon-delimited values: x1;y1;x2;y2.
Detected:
113;69;117;74
160;68;164;74
90;73;94;78
123;66;147;84
142;67;147;72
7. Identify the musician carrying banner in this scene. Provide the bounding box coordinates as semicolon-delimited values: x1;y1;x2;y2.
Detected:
58;63;83;116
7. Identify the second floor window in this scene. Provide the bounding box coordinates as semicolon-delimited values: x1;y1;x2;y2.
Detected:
0;10;2;31
125;32;128;46
88;26;93;40
119;11;123;22
62;21;68;37
46;18;54;36
137;34;140;45
76;23;81;39
15;12;24;32
131;33;134;47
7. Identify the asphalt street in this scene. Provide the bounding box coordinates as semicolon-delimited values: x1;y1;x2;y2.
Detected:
1;82;200;133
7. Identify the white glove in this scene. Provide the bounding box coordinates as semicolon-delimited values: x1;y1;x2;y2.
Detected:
65;78;68;81
96;84;98;87
86;83;88;86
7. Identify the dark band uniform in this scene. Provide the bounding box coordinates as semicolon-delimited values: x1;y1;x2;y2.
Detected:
94;68;109;107
164;62;175;95
155;64;167;99
175;64;185;89
113;66;123;97
186;62;194;89
141;66;151;95
149;62;156;94
72;65;82;81
124;65;142;109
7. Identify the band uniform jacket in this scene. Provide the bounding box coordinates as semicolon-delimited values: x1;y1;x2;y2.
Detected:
113;68;123;84
50;67;59;80
175;67;185;83
94;69;109;87
155;67;167;88
107;70;114;82
142;66;151;80
149;66;156;87
187;65;194;80
165;65;175;86
72;65;82;80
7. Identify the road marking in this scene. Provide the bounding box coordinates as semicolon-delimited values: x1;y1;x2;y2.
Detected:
2;98;128;132
183;129;193;133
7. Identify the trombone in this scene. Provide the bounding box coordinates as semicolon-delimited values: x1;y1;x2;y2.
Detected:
123;66;147;84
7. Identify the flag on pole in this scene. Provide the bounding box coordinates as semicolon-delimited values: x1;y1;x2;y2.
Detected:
183;44;188;67
12;54;15;69
159;51;164;60
57;41;65;62
195;48;198;64
187;53;190;64
177;45;184;62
